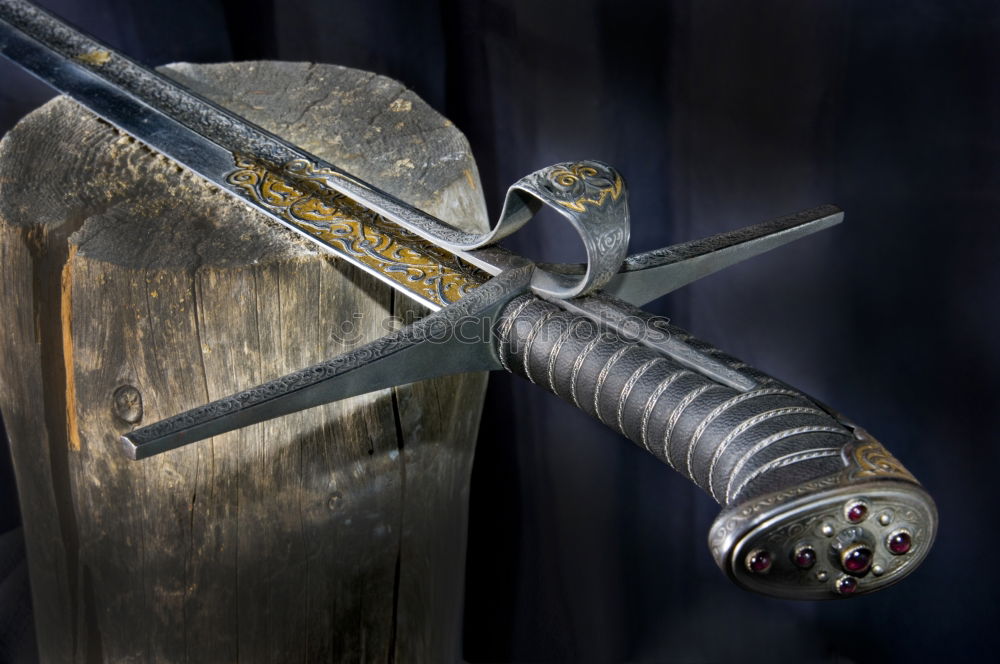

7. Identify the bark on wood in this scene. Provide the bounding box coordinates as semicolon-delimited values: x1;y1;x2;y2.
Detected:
0;61;489;663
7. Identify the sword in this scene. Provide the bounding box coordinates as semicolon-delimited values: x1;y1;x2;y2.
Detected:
0;0;936;600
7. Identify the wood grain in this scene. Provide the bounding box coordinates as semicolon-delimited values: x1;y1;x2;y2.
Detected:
0;61;489;663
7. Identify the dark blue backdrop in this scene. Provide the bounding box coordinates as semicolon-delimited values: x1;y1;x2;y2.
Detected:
1;1;997;661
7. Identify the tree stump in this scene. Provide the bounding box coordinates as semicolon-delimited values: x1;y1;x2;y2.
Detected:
0;62;489;663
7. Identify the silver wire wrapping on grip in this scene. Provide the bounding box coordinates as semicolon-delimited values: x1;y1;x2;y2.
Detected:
495;295;855;506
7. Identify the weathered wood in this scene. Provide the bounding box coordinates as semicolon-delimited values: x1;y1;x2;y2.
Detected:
0;61;489;663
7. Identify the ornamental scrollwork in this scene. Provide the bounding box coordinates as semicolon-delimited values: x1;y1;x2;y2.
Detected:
846;438;917;483
226;155;483;307
538;161;624;213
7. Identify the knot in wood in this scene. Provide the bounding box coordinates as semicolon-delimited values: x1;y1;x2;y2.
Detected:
112;385;143;424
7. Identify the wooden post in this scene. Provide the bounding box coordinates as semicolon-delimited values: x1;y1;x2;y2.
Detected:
0;62;489;663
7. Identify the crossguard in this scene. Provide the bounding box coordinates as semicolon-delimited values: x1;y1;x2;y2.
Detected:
304;156;836;307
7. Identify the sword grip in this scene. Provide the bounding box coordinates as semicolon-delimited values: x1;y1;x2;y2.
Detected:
495;295;936;598
497;295;850;506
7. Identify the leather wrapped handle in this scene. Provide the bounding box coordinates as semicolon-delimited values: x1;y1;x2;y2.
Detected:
496;295;853;506
495;295;937;599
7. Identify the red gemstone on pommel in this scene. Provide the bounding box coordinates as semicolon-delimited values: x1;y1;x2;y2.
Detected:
836;576;859;595
847;503;868;523
888;531;912;555
841;546;874;574
747;549;772;573
793;547;816;569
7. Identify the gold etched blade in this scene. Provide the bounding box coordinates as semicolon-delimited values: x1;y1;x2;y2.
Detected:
225;156;488;307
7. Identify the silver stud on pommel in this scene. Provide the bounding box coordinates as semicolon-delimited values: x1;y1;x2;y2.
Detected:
708;430;937;599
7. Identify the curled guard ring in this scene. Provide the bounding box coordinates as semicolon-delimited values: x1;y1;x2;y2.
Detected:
501;161;630;299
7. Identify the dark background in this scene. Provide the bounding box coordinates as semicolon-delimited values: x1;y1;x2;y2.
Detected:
1;0;997;661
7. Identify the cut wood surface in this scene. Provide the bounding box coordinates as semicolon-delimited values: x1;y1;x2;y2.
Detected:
0;61;489;663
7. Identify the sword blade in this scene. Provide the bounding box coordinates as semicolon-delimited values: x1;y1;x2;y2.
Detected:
0;0;500;309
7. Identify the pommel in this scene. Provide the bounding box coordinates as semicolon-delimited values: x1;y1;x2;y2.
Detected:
709;431;937;599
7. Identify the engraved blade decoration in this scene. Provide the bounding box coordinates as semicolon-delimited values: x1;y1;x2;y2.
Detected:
0;0;632;308
0;0;937;601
